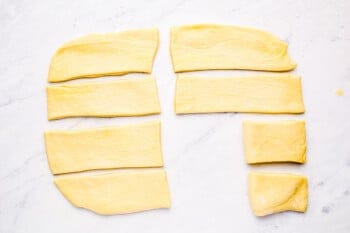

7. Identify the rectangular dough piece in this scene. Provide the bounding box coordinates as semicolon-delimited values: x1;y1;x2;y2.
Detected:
170;24;296;72
47;76;161;120
49;29;159;82
248;172;308;216
54;169;171;215
45;120;163;174
243;120;306;164
175;75;305;114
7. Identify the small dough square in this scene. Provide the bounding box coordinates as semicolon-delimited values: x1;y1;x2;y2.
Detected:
243;120;306;164
248;172;308;216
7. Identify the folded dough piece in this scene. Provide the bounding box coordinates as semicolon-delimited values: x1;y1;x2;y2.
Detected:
45;121;163;174
55;169;171;215
47;76;161;120
175;75;305;114
49;29;159;82
170;24;296;72
248;172;308;216
243;120;306;164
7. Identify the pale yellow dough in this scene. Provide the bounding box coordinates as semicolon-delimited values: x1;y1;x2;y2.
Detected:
48;29;159;82
47;76;161;120
248;172;308;216
170;24;296;72
45;121;163;174
336;89;344;96
175;75;305;114
243;120;306;164
54;169;171;215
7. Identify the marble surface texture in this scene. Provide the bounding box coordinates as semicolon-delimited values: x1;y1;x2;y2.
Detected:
1;0;349;232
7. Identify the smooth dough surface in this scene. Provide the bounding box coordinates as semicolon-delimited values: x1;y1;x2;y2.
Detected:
175;75;305;114
45;121;163;174
248;172;308;216
54;169;171;215
243;120;306;164
49;29;159;82
170;24;296;72
47;76;161;120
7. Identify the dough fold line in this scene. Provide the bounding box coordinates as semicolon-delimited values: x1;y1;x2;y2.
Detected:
248;172;308;216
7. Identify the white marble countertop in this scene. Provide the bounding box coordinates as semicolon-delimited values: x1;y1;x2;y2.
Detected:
1;0;349;232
